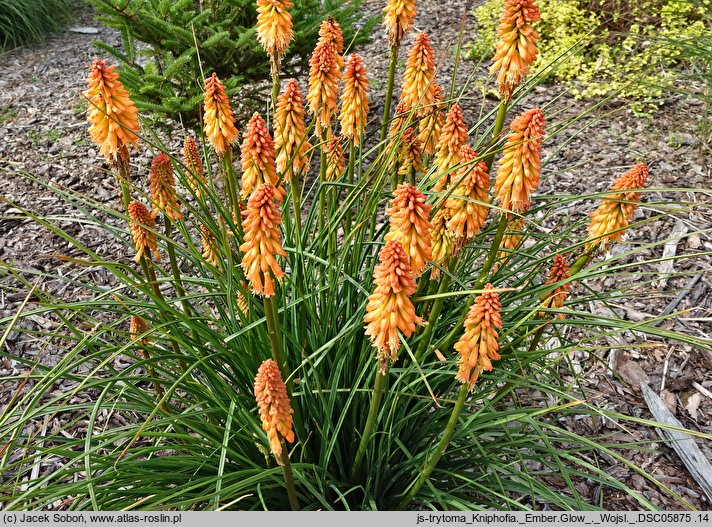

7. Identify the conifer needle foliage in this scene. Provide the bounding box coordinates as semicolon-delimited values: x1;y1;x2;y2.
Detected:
1;0;711;513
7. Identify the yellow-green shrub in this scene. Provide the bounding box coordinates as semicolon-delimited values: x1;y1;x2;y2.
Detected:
469;0;712;110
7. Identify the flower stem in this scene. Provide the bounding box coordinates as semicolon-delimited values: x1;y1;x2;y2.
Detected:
351;367;388;481
164;218;191;316
279;440;300;511
222;154;243;241
345;140;356;234
379;46;399;158
396;384;468;509
413;272;452;362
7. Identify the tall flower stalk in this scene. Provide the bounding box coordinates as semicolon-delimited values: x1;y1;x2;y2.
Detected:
83;59;139;211
256;0;293;108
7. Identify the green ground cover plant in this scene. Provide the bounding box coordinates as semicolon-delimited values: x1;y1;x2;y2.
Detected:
468;0;712;111
1;0;710;511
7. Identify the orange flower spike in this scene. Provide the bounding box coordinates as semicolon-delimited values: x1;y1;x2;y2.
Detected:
240;112;284;200
339;54;370;146
182;137;207;198
254;359;295;459
540;254;570;318
149;153;182;221
325;136;345;181
432;103;468;191
383;0;416;49
429;208;455;279
200;225;220;268
307;41;342;134
455;284;503;389
418;83;444;155
489;0;541;101
319;16;344;67
274;79;311;184
256;0;293;59
83;59;139;161
446;145;490;240
363;240;423;372
129;315;149;345
239;184;286;297
587;163;649;249
385;183;433;276
398;127;423;180
401;33;436;114
128;201;159;263
203;73;239;157
494;108;545;214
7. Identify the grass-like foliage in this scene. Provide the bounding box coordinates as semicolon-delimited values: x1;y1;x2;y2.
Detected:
1;0;711;512
0;0;71;51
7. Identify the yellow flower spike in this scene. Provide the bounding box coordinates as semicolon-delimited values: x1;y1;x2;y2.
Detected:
385;183;433;276
401;33;436;114
274;79;311;184
200;225;220;268
239;184;286;297
128;201;159;263
149;153;182;221
418;82;444;155
496;216;525;266
237;286;250;317
256;0;293;61
489;0;541;102
325;136;345;181
363;240;423;373
307;40;342;134
454;284;502;390
384;101;411;174
241;112;284;200
182;137;207;199
203;73;239;158
339;54;370;146
254;359;295;460
429;208;455;279
587;163;649;250
432;103;468;191
540;254;570;319
383;0;416;49
83;59;139;162
398;127;423;181
494;108;545;214
319;16;345;67
446;145;490;240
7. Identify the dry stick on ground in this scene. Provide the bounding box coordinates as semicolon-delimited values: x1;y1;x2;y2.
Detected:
640;382;712;502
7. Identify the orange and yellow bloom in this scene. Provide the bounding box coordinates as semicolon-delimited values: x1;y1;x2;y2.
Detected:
446;145;490;240
383;0;416;48
203;73;239;157
239;184;286;297
339;54;370;145
385;183;433;276
587;163;649;249
540;254;570;318
432;103;468;191
182;137;207;198
200;225;220;268
274;79;311;183
241;112;283;200
254;359;295;459
325;136;345;181
128;201;159;262
401;33;436;114
149;153;182;221
256;0;293;61
454;284;502;389
418;82;444;155
84;59;139;161
307;40;341;134
489;0;541;101
494;108;545;213
363;240;423;372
